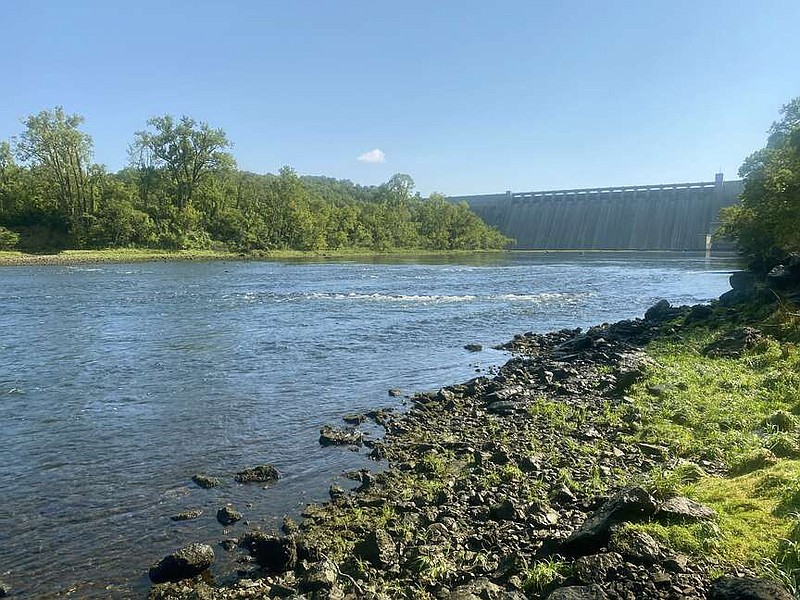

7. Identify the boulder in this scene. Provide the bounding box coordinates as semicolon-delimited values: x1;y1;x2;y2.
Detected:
559;487;657;557
149;543;215;583
608;529;662;563
318;425;363;447
644;299;673;321
216;505;242;525
234;464;279;483
191;473;220;489
302;559;338;591
702;327;764;358
656;496;716;522
355;529;397;567
239;531;297;573
464;343;483;352
708;576;794;600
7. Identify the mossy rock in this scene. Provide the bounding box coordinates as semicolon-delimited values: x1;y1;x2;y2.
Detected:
730;448;779;475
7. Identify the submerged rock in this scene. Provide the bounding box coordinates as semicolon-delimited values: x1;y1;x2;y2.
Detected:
191;473;220;489
170;509;203;521
319;425;363;447
216;505;242;525
234;464;279;483
149;543;214;583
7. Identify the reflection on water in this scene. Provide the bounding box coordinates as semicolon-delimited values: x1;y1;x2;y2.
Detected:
0;252;737;597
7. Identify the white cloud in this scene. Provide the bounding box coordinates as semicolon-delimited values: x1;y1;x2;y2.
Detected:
357;148;386;163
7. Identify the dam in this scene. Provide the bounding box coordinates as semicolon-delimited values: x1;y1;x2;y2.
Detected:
452;173;742;251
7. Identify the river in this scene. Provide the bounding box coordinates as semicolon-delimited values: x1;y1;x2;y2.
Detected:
0;252;738;597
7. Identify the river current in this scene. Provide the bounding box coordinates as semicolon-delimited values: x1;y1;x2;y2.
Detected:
0;252;738;597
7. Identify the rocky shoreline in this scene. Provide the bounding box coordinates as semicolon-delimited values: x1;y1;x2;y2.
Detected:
147;273;799;599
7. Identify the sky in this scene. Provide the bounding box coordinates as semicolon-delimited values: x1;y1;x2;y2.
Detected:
1;1;798;196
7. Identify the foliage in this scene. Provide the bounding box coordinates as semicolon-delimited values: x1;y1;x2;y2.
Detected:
0;225;19;249
720;97;800;272
0;108;511;253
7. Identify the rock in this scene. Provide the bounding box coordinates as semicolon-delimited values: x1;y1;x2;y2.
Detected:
708;576;794;599
329;483;347;500
657;496;716;522
608;529;662;563
730;270;758;292
319;425;363;447
216;505;242;525
149;543;215;583
644;299;673;321
490;498;523;522
191;473;220;488
763;410;797;432
0;581;10;597
388;388;403;397
219;538;238;551
234;464;279;483
342;413;365;425
573;552;623;584
487;400;519;415
302;559;338;591
546;585;609;599
355;529;397;567
448;578;507;599
239;531;297;572
559;487;657;557
170;509;203;521
685;303;714;323
702;327;764;358
464;343;483;352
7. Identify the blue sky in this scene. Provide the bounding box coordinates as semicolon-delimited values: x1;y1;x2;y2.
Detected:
1;1;798;195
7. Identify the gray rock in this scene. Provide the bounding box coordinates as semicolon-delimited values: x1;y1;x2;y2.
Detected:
708;576;794;600
608;529;662;563
170;509;203;521
573;552;623;584
657;496;716;522
319;425;363;447
464;343;483;352
449;578;510;599
216;505;242;525
644;299;673;321
234;464;279;483
560;487;657;557
303;559;337;591
239;531;297;573
149;542;215;583
546;585;609;600
388;388;403;397
355;529;397;567
191;473;220;488
487;400;519;415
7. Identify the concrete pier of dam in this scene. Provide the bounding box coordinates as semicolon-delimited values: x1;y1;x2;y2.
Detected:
451;173;742;251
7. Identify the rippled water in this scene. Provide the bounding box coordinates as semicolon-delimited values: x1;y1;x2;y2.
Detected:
0;252;738;597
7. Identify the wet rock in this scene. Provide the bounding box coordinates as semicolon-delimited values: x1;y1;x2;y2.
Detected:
559;487;657;557
281;516;299;535
329;483;347;500
170;509;203;521
702;327;764;358
219;538;238;551
657;496;716;522
234;464;279;483
216;505;242;525
149;542;215;583
388;388;403;397
464;343;483;352
546;585;609;600
191;473;220;489
0;581;10;597
342;413;366;425
708;576;794;599
355;529;397;567
319;425;363;447
239;531;297;573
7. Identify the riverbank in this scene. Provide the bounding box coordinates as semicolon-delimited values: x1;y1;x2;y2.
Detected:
144;273;800;599
0;248;512;267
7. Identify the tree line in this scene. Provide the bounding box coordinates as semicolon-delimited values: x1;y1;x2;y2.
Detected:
0;108;511;252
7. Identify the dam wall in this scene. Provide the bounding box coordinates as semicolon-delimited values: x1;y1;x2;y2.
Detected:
452;174;742;251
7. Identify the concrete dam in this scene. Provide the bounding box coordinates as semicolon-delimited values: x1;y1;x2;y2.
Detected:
452;173;742;251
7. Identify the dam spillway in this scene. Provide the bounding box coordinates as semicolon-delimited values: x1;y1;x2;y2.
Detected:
452;173;742;251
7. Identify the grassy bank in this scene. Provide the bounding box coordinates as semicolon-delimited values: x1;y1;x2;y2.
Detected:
0;247;509;267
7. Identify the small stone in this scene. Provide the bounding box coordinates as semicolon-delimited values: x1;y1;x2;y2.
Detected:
464;343;483;352
342;413;365;425
388;388;403;397
220;538;238;551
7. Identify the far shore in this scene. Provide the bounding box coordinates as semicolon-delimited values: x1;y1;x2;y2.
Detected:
0;247;736;267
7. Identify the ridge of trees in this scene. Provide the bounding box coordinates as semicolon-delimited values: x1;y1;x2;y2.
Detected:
0;107;511;252
720;97;800;272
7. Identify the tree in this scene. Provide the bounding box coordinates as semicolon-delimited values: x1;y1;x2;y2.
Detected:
130;115;234;210
14;107;93;227
720;98;800;272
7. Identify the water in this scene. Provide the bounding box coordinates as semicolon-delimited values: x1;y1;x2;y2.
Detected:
0;252;738;597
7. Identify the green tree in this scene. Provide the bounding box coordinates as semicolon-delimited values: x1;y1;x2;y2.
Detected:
720;98;800;271
14;107;94;236
130;115;234;210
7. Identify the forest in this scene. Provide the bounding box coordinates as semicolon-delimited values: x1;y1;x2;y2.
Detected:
0;109;511;253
